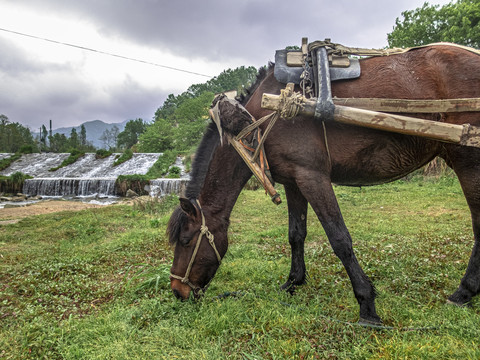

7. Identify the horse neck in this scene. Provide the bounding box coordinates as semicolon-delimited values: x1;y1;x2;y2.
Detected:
196;68;279;220
197;141;252;220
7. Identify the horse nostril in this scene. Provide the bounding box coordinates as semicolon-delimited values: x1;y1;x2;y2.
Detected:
172;288;183;300
171;278;191;300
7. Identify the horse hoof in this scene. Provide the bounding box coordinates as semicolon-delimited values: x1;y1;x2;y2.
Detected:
446;299;472;308
358;317;384;328
280;281;296;295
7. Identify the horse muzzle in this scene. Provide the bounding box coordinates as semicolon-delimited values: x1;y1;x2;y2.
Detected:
171;277;207;300
171;278;193;300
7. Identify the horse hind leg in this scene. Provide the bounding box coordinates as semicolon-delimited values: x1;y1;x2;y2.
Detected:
445;147;480;306
296;174;381;324
281;183;308;294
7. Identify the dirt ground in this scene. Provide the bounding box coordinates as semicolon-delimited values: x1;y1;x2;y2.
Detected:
0;200;106;225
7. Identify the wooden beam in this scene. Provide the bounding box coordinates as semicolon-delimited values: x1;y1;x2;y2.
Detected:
333;97;480;113
261;92;480;148
333;105;465;143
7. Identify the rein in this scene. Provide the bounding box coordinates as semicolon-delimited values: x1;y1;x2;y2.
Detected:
170;200;222;295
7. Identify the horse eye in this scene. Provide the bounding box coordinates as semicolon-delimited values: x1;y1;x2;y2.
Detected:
180;235;192;246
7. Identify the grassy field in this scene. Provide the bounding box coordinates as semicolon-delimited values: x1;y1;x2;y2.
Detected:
1;176;479;359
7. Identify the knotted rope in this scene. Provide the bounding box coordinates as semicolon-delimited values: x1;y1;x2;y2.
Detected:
279;91;304;120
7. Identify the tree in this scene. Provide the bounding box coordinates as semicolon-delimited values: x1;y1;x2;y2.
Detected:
49;133;69;153
0;115;38;153
117;118;147;149
0;114;8;126
69;128;79;149
99;125;119;150
140;66;258;153
110;125;119;149
137;118;175;153
80;124;87;147
40;125;48;150
173;92;215;151
154;66;258;122
388;0;480;48
0;115;9;151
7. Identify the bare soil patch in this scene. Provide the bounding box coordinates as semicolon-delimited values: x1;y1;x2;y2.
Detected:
0;200;104;224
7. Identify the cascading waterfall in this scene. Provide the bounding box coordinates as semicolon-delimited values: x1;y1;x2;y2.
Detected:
148;156;190;197
0;153;189;198
148;179;189;197
23;178;118;197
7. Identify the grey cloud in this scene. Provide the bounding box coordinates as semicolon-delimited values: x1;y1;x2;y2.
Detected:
15;0;410;65
2;0;450;130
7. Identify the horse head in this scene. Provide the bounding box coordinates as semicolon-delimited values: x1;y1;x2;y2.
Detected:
168;198;228;300
167;91;265;300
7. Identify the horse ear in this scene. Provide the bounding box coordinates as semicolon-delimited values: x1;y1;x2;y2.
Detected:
179;198;198;219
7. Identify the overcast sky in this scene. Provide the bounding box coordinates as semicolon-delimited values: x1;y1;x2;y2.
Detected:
1;0;452;131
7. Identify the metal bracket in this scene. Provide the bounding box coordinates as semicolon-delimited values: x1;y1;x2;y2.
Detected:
313;47;335;122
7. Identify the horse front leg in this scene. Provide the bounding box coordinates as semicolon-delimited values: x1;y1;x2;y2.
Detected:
281;183;308;294
296;174;382;325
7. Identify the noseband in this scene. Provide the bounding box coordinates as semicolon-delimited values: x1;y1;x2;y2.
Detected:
170;200;222;295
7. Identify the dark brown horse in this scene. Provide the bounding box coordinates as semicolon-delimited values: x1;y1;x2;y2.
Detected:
168;44;480;325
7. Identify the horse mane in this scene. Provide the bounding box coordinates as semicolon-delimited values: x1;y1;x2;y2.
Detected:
183;63;272;200
236;63;272;105
167;64;272;244
184;122;221;199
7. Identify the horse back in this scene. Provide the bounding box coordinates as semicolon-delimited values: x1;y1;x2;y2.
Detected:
250;45;480;186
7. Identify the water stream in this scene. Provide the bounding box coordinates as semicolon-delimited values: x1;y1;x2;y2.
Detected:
0;153;189;201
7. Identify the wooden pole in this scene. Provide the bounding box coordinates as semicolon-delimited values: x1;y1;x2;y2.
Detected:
261;92;480;148
227;135;282;205
333;97;480;113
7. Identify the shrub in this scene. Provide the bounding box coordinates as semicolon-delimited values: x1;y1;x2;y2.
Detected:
115;174;150;196
18;144;36;154
145;151;177;178
167;166;181;179
113;149;133;167
49;150;85;172
0;153;22;172
95;149;112;159
0;172;32;194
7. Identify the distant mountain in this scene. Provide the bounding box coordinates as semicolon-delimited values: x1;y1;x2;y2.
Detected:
35;119;130;149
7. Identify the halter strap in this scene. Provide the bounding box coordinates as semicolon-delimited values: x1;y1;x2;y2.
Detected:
170;200;222;294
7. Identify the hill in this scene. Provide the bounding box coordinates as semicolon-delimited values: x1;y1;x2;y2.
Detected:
50;119;129;148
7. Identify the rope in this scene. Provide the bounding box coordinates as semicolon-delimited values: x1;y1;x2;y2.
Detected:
322;121;332;170
280;91;304;119
252;112;279;162
235;112;276;141
307;39;480;59
170;200;222;292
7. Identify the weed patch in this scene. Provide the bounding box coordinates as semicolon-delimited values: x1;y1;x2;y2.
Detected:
49;150;85;171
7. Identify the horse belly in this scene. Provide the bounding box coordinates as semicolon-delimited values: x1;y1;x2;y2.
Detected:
327;124;440;186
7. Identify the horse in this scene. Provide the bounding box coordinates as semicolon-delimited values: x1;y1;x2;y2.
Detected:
167;44;480;325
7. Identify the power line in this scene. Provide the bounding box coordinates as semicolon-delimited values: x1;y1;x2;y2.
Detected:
0;27;213;78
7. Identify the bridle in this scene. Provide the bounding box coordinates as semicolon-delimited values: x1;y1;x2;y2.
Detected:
170;199;222;296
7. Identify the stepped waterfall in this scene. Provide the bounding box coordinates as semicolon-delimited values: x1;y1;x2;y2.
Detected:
0;153;189;198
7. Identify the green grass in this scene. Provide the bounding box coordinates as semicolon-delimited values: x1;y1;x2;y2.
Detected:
0;153;22;172
145;150;177;178
49;151;85;172
1;177;479;359
113;149;133;167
